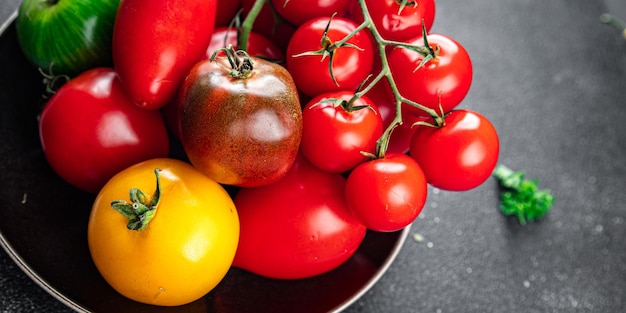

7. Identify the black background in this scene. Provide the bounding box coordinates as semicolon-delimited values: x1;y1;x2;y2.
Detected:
2;0;626;312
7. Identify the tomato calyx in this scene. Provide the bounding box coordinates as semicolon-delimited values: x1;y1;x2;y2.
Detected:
395;0;418;14
291;13;365;87
210;45;255;79
111;168;162;231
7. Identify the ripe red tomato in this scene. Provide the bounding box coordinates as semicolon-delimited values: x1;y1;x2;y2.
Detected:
388;33;472;117
242;0;295;52
39;68;170;194
286;16;374;97
366;78;420;154
345;153;428;232
233;155;367;279
113;0;217;110
349;0;436;42
177;53;302;187
271;0;352;26
300;91;383;173
204;26;285;63
409;109;499;191
215;0;242;27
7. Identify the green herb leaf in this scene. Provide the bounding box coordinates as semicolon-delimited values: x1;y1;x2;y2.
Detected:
493;165;555;225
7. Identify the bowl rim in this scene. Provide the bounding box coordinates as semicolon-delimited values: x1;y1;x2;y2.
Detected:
0;8;411;311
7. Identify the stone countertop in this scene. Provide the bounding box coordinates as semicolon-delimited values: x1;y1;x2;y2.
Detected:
2;0;626;312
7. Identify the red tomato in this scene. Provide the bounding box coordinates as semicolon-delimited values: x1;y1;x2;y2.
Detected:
366;78;420;154
39;68;170;194
271;0;352;26
388;33;472;117
204;27;285;63
350;0;436;42
286;16;374;97
215;0;242;27
112;0;217;110
409;109;499;191
233;155;367;279
300;91;383;173
345;153;428;232
242;0;295;52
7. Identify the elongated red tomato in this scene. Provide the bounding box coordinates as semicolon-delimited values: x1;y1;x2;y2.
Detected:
113;0;217;110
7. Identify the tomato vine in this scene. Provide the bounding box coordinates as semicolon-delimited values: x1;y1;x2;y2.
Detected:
239;0;444;159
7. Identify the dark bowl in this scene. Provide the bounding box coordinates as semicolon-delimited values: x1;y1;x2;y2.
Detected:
0;14;409;313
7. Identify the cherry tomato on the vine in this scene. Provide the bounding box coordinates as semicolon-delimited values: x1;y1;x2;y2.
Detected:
300;91;383;173
349;0;436;42
39;68;170;194
233;154;367;279
88;158;239;306
388;33;473;117
286;16;375;97
345;153;428;232
271;0;353;26
113;0;217;109
409;109;499;191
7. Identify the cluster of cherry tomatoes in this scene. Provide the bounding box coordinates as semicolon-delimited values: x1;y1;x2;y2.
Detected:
28;0;500;307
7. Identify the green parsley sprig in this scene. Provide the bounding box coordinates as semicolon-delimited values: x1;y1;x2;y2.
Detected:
493;165;555;225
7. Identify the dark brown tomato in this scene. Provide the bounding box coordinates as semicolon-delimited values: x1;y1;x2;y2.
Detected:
178;56;302;187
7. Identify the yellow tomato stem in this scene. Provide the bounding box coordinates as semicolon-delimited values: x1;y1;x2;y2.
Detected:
110;168;162;231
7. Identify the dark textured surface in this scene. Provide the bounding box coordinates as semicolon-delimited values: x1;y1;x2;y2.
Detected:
2;0;626;312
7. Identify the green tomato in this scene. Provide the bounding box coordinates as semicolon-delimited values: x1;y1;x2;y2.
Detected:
16;0;120;76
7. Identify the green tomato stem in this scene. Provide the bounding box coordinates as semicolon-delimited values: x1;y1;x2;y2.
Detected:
239;0;267;51
110;168;163;231
354;0;443;158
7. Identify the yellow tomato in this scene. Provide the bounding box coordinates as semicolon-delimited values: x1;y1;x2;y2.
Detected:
87;158;239;306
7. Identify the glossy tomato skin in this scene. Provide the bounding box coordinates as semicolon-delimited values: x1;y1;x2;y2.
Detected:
300;91;383;173
366;78;420;154
345;153;428;232
178;56;302;187
388;34;472;117
286;16;374;97
271;0;352;26
215;0;242;27
233;155;367;279
113;0;217;110
88;158;239;306
349;0;435;42
409;110;499;191
16;0;120;77
39;68;170;194
204;27;285;63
